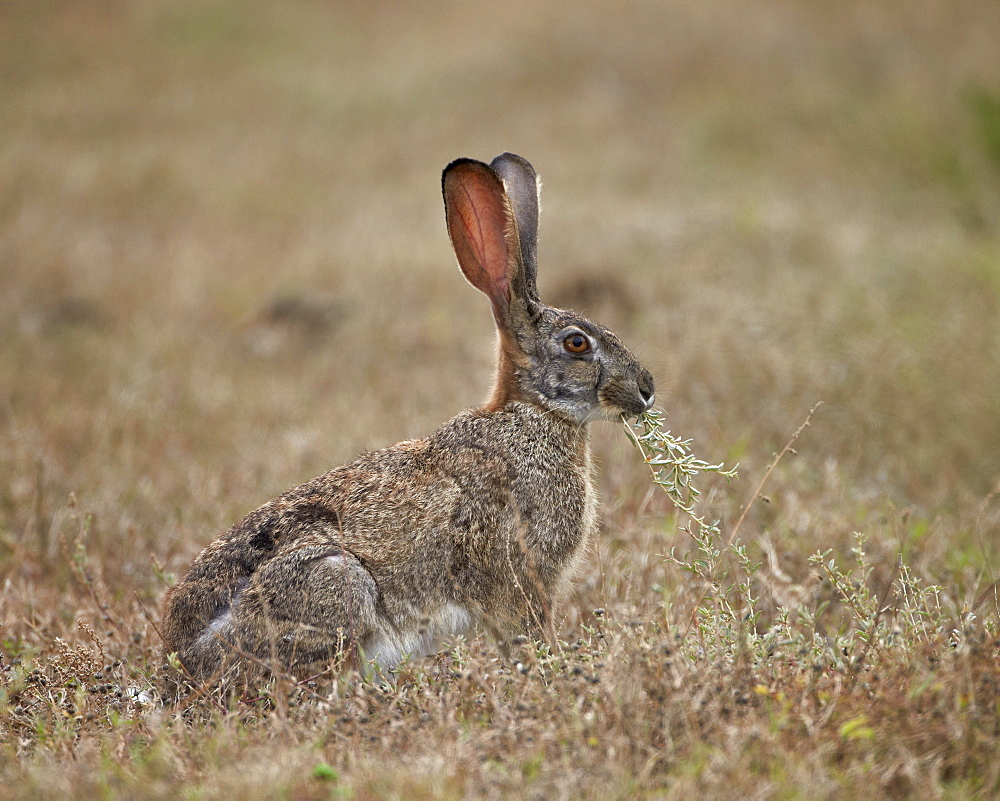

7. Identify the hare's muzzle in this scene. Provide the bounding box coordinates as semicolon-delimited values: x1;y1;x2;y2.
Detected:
599;367;655;419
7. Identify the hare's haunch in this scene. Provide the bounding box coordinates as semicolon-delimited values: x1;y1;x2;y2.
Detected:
160;154;654;691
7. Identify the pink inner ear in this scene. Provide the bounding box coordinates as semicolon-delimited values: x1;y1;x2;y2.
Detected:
445;165;512;308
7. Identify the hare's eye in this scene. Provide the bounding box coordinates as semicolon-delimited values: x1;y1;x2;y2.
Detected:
563;333;590;354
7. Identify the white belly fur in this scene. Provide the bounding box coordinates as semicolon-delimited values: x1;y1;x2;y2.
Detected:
362;602;474;671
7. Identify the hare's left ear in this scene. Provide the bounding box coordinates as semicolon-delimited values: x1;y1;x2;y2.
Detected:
490;153;540;304
442;158;529;328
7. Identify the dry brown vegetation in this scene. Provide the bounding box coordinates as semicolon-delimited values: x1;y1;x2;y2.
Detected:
3;1;1000;797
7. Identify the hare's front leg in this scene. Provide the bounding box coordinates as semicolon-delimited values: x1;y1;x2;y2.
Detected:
233;545;380;675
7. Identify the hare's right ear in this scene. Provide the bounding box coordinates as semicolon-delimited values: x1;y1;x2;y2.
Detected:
490;153;540;304
442;158;526;326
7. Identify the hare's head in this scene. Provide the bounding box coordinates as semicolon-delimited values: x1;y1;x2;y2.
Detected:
443;153;654;424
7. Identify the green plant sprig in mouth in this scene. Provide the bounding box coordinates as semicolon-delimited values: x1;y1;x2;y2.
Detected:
623;408;737;524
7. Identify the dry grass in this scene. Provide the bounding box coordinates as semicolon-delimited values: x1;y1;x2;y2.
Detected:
2;0;1000;797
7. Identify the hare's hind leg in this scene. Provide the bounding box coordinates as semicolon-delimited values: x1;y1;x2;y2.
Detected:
231;545;379;676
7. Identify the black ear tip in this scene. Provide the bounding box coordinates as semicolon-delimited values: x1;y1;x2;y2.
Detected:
444;157;486;173
442;157;496;180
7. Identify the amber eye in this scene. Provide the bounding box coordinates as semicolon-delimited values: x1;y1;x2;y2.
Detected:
563;333;590;354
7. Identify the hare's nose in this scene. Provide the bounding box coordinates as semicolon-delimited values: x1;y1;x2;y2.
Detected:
638;371;655;410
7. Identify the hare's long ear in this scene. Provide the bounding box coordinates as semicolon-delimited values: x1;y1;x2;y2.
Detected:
490;153;540;304
442;158;528;327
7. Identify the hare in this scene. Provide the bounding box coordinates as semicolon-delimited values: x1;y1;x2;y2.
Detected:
159;153;654;691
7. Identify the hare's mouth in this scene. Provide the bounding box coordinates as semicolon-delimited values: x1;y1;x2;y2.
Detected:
597;383;655;420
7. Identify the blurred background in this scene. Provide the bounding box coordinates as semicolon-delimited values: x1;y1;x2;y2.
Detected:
2;1;999;632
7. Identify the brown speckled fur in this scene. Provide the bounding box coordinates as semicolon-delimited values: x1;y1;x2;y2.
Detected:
159;154;654;694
